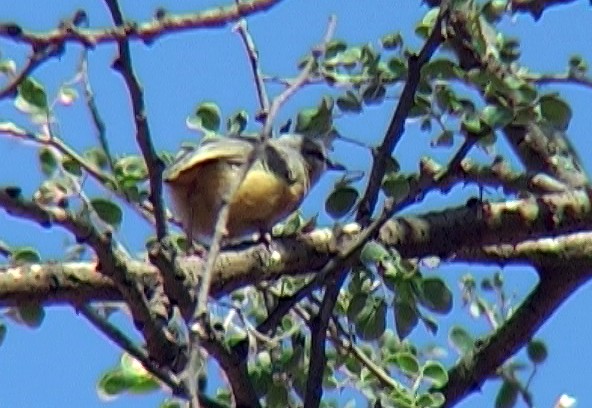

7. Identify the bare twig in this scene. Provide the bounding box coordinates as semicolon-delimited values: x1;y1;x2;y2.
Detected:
78;52;116;174
233;16;270;115
356;3;449;224
104;0;168;242
0;122;161;225
78;304;184;395
528;72;592;89
0;0;284;48
261;15;336;138
0;44;62;100
185;17;338;406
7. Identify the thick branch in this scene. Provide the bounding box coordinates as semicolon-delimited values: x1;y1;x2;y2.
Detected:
0;0;283;48
0;187;180;367
4;190;592;307
440;266;591;406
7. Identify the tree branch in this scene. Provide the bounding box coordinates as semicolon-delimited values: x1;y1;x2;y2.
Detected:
105;0;167;241
356;1;449;224
440;265;591;406
0;0;284;48
0;186;181;367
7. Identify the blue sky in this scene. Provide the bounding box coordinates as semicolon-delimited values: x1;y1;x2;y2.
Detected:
1;1;592;407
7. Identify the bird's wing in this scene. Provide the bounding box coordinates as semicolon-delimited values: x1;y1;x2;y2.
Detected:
164;137;256;181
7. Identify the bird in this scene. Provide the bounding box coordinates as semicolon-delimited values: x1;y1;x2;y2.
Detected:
164;134;336;244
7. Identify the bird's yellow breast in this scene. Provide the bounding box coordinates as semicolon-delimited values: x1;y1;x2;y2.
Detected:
228;168;302;236
166;160;304;240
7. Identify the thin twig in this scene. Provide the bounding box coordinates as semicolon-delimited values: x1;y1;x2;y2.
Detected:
0;44;62;100
527;73;592;89
356;3;449;224
104;0;168;242
78;304;184;395
0;109;159;223
195;13;338;336
255;201;393;336
295;302;401;391
78;51;116;174
260;15;336;138
233;14;270;114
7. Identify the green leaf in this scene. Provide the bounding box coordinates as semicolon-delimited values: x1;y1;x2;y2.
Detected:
17;77;48;111
58;86;78;105
339;47;362;66
325;40;347;59
0;322;6;347
127;374;160;394
449;326;473;355
421;59;461;80
393;352;419;376
189;102;221;132
416;393;444;408
325;186;358;218
0;59;16;76
431;130;454;147
422;360;448;387
394;298;418;339
415;8;440;38
84;148;109;170
499;37;521;63
38;147;58;176
336;91;363;113
481;104;514;129
355;297;387;341
495;380;519;408
226;110;248;134
382;172;410;202
98;370;131;396
12;247;41;263
461;112;483;135
160;399;183;408
385;156;401;173
17;303;45;328
539;94;572;131
408;94;431;117
527;339;548;364
91;198;123;228
114;155;148;182
568;54;587;76
360;241;390;264
62;155;82;175
482;0;507;22
419;277;453;314
387;57;407;79
347;293;369;322
429;392;445;408
295;97;334;136
362;83;386;105
381;32;403;50
420;314;439;335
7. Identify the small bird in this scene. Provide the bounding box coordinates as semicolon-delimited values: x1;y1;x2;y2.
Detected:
164;134;334;243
